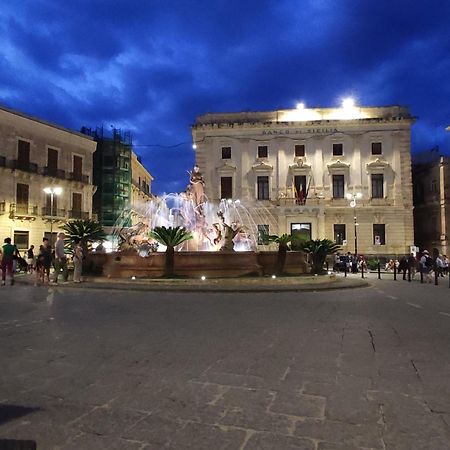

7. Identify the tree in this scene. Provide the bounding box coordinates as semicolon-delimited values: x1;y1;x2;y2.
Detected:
149;226;193;277
61;219;107;255
298;239;341;274
266;233;292;275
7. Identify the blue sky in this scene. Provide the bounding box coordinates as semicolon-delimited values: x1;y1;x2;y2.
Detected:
0;0;449;194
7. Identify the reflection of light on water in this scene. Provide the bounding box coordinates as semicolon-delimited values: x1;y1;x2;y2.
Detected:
112;194;278;253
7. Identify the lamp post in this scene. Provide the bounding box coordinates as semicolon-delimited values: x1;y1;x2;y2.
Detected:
44;187;62;246
346;192;362;257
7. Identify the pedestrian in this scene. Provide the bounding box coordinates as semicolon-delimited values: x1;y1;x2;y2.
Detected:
419;250;433;283
95;241;106;254
398;256;408;280
36;238;52;285
407;253;416;279
51;232;68;284
442;255;449;276
72;238;83;283
436;254;445;277
1;237;17;286
26;245;35;273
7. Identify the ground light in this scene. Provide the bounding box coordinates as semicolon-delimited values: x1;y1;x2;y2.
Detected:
271;274;276;279
201;275;206;281
131;276;136;280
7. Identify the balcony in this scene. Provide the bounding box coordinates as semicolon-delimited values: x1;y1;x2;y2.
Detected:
9;203;38;220
11;160;38;173
43;166;66;180
42;206;66;218
69;172;90;183
0;201;5;214
69;210;90;220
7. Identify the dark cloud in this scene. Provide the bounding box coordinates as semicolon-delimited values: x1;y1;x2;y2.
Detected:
0;0;448;194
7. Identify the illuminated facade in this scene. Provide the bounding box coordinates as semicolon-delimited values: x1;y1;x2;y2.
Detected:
131;151;153;223
0;105;97;250
192;104;415;256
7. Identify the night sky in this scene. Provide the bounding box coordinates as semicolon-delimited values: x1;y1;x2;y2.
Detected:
1;0;449;194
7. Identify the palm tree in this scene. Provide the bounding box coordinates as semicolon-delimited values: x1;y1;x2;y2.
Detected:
298;239;340;274
149;226;193;277
266;233;292;276
61;219;107;256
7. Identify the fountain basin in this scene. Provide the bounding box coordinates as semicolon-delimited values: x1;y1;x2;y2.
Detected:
99;251;309;278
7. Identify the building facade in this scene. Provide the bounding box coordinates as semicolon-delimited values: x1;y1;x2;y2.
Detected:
413;151;450;255
192;105;415;256
0;105;97;251
130;152;153;223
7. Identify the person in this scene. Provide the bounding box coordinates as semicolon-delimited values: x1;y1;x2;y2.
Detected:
407;253;416;279
398;256;408;280
36;238;52;285
442;255;449;276
52;232;68;284
334;253;341;272
419;250;433;283
436;254;445;277
72;238;83;283
26;245;35;273
95;241;106;253
1;237;17;286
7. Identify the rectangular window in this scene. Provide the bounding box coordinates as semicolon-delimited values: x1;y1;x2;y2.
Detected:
332;143;343;156
257;146;268;158
371;174;384;198
257;224;269;245
18;140;30;167
45;193;58;216
257;176;269;200
47;148;58;172
371;142;382;155
13;231;29;250
295;144;305;157
16;183;29;213
294;175;306;204
334;224;346;245
332;175;345;198
73;155;83;175
220;177;232;199
72;192;82;212
291;223;312;241
221;147;231;159
373;224;386;245
431;179;438;193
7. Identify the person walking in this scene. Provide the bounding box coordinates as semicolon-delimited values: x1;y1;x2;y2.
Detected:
1;238;18;286
72;238;83;283
407;253;416;279
420;250;433;283
36;238;52;285
398;256;408;280
52;232;68;284
26;245;35;273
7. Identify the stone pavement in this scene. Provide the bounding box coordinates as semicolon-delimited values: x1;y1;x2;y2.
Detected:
0;278;450;449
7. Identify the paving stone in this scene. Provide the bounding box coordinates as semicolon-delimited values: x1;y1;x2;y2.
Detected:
294;419;384;449
194;371;266;390
325;393;380;424
244;432;315;449
63;433;146;450
270;392;326;419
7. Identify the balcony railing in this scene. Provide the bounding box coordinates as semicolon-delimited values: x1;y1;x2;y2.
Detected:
11;160;38;173
69;210;90;220
43;167;66;179
42;207;66;218
69;172;90;183
10;203;38;217
0;201;5;214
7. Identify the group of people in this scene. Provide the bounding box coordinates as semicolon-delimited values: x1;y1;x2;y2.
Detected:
0;232;84;286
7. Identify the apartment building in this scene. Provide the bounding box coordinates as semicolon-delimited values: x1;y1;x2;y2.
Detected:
0;105;97;250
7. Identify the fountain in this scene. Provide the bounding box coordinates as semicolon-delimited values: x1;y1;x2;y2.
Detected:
100;166;309;278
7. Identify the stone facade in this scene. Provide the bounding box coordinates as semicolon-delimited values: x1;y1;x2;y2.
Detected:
131;151;153;223
192;105;415;256
0;105;97;251
413;153;450;255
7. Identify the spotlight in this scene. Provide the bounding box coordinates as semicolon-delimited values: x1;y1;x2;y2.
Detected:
342;97;355;109
296;102;305;110
201;275;206;281
131;276;136;280
192;143;197;149
271;274;276;279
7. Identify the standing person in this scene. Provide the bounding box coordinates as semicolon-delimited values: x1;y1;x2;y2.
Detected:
419;250;433;283
407;253;416;279
26;245;35;273
72;238;83;283
52;232;68;284
398;256;408;280
1;238;17;286
95;241;106;254
36;238;52;285
442;255;449;276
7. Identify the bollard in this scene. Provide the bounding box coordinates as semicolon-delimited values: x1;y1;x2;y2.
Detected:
420;266;424;283
435;263;439;286
344;262;347;277
326;261;329;272
361;262;364;279
378;262;381;279
393;264;397;281
408;265;411;282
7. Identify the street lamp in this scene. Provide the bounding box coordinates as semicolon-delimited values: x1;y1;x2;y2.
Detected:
346;192;362;257
44;186;62;246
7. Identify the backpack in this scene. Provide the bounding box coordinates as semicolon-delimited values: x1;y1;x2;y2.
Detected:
425;256;433;268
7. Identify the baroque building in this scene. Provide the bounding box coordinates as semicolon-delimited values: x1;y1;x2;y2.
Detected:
0;105;96;251
131;151;153;216
192;104;415;256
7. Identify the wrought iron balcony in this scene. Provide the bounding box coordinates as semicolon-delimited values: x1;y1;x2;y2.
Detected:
11;160;38;173
42;206;66;218
69;172;90;183
0;201;5;214
69;210;90;220
43;167;66;179
9;203;38;219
